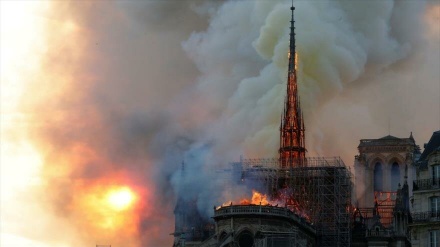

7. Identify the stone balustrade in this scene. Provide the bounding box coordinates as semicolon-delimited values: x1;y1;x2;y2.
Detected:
214;204;314;233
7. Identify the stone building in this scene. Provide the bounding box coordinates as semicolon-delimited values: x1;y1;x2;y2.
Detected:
351;168;412;247
173;204;315;247
354;134;420;211
352;134;420;246
213;204;316;247
409;130;440;247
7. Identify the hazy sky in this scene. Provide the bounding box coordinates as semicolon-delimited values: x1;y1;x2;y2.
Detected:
1;0;439;246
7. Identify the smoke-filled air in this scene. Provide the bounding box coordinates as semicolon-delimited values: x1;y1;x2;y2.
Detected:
1;0;439;246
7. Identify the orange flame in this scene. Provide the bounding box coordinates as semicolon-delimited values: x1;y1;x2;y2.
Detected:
217;190;276;209
67;171;152;244
106;186;136;212
240;190;270;205
73;182;140;232
218;190;311;222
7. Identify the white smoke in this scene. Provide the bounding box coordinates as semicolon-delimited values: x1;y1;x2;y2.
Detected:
173;0;438;217
7;0;438;246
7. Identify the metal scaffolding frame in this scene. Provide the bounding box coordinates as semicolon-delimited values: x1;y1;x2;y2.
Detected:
237;158;280;194
287;160;351;247
239;156;352;247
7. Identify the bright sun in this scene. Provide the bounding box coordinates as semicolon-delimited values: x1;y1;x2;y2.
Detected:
106;187;136;211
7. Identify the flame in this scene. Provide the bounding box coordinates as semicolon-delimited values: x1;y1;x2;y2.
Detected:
217;190;274;208
218;190;311;222
240;190;270;205
68;173;150;241
106;186;136;211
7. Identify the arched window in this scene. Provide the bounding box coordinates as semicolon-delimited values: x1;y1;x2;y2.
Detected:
374;162;383;192
391;162;400;191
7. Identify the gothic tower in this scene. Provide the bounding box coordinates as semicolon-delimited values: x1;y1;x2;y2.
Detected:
279;5;306;168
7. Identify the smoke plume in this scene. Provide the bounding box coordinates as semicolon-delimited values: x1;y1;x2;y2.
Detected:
1;0;439;246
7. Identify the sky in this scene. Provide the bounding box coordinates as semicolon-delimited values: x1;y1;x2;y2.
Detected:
1;0;439;246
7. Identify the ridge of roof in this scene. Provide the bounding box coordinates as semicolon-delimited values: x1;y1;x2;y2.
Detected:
379;135;401;140
419;131;440;161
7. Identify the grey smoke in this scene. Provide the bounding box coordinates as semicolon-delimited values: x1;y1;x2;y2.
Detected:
169;0;437;243
22;0;439;246
170;0;438;231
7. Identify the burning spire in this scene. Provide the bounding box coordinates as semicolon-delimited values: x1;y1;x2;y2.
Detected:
279;4;306;168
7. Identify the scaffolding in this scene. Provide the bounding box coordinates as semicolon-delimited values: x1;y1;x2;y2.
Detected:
287;158;352;247
237;158;280;194
239;156;352;247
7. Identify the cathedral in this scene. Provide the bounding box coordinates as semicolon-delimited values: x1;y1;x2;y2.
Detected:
171;4;438;247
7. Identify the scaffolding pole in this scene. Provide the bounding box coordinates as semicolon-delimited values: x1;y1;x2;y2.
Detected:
239;156;353;247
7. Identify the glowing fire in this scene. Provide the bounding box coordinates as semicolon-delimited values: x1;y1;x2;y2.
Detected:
106;187;136;211
240;190;270;205
217;190;311;221
69;175;148;237
217;190;276;210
